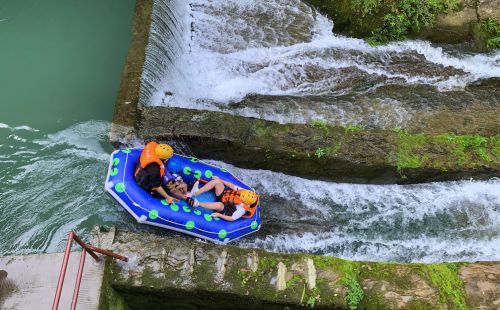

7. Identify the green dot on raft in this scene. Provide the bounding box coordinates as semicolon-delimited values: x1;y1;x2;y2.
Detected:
183;206;191;213
251;221;258;229
112;158;120;166
220;167;228;172
114;183;125;193
161;199;168;205
170;203;179;212
214;217;220;221
218;230;227;239
121;149;131;154
149;209;158;219
186;221;195;230
194;170;202;178
190;157;198;162
193;209;202;215
183;166;191;175
110;168;118;176
204;170;213;178
204;214;212;221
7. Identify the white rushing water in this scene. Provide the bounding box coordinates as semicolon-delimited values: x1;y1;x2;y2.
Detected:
1;121;499;262
140;0;500;126
208;160;500;263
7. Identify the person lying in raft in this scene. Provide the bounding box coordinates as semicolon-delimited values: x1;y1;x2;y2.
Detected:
164;173;195;200
134;141;177;204
186;178;259;221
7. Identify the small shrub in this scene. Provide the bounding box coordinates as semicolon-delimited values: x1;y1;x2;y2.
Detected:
478;18;500;50
315;147;326;158
368;0;460;44
342;277;364;310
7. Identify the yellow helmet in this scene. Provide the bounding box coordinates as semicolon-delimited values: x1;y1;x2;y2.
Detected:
155;144;173;160
240;190;258;205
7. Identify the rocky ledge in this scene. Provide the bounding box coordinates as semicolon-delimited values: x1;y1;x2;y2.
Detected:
99;227;500;309
135;106;499;184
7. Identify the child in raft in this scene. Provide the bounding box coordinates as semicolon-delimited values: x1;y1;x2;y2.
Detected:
186;177;259;221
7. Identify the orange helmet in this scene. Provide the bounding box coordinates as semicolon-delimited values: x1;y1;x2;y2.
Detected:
240;190;259;205
155;144;173;160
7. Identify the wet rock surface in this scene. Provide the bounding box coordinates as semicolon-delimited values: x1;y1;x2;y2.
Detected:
100;227;500;309
136;106;499;184
459;263;500;309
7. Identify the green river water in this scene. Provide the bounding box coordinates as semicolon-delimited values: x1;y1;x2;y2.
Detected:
0;0;134;131
0;0;498;263
0;0;136;254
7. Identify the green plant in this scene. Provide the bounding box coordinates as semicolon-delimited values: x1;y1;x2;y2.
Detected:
315;147;326;158
310;119;328;130
352;0;381;15
344;124;365;134
479;18;500;33
487;36;500;49
342;276;364;310
368;0;460;44
478;18;500;50
306;296;317;308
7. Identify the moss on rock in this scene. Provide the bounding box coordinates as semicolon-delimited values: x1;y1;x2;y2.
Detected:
98;228;499;309
139;106;499;184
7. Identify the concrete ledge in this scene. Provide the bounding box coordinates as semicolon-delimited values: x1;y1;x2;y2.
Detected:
137;106;499;184
100;228;500;309
111;0;152;130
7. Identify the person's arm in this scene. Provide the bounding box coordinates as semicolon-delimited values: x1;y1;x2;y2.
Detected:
211;213;236;221
152;186;176;204
212;205;245;221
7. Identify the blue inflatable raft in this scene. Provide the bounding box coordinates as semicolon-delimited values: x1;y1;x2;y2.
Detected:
105;148;261;243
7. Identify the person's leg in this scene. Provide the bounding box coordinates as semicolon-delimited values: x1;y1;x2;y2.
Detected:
193;179;224;196
197;202;224;211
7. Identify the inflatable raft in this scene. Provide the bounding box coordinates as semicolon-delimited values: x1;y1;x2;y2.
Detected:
105;148;261;243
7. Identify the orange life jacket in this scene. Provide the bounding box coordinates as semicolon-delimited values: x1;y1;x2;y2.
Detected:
134;142;165;189
221;189;258;218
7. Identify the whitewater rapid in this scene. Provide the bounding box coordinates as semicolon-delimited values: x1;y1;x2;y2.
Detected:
1;121;499;262
140;0;500;127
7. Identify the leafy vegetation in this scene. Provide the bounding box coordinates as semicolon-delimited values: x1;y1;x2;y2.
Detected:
343;124;366;134
477;18;500;49
304;0;461;44
310;119;328;130
366;0;460;44
343;276;364;310
315;147;326;158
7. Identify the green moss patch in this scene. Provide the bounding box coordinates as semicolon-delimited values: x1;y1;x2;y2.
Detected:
419;263;468;310
392;130;500;175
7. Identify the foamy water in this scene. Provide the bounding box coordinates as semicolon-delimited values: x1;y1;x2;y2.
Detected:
140;0;500;127
206;160;500;262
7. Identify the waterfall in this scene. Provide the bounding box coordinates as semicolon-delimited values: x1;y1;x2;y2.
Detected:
140;0;500;128
139;0;190;106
